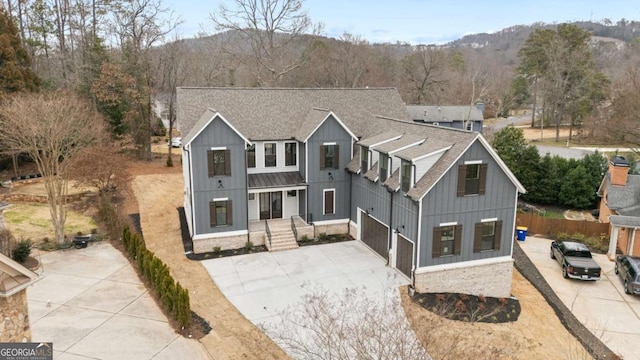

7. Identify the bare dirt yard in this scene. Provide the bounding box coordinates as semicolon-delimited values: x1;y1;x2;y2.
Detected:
125;155;287;360
125;155;592;360
523;127;571;141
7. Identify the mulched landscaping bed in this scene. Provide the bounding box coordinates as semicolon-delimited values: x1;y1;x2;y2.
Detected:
297;234;354;246
412;292;521;323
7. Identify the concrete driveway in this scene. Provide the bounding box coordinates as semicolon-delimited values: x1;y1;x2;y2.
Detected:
27;242;210;360
519;236;640;359
201;241;410;353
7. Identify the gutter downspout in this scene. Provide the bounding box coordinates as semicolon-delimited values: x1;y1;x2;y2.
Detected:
387;186;393;267
245;143;250;244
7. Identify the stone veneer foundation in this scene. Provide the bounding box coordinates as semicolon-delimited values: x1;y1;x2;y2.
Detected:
0;289;31;342
414;257;513;298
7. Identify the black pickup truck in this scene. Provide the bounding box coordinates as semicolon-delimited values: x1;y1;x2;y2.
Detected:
550;241;601;281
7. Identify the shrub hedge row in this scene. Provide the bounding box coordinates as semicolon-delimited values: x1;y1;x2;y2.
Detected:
122;226;191;328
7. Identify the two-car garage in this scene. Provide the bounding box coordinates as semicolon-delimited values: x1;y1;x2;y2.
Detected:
359;210;414;279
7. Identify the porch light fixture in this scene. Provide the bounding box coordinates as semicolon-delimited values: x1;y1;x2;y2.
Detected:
217;180;223;188
365;207;374;215
395;225;405;234
328;172;334;180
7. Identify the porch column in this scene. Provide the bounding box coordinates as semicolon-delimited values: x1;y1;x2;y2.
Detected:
608;226;619;261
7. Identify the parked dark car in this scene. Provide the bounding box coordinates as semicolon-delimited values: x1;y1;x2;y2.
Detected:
550;241;601;280
615;255;640;295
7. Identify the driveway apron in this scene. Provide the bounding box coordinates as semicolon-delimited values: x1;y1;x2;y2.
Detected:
28;242;210;360
201;241;411;353
519;236;640;359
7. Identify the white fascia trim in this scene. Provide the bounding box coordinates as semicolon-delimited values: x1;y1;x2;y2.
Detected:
212;197;228;202
387;140;425;155
313;218;350;226
185;110;251;147
417;199;422;268
303;111;358;143
481;217;498;223
193;229;249;240
248;186;306;194
411;146;452;162
415;256;513;274
211;146;227;151
439;221;458;227
369;135;403;149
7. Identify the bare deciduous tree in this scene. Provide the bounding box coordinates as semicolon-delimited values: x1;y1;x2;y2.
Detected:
263;284;429;360
66;144;132;194
210;0;322;87
402;45;448;104
0;91;105;244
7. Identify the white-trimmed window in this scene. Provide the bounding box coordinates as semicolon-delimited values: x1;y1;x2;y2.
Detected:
379;153;389;182
323;189;335;215
432;223;462;257
474;219;503;252
209;200;232;227
360;145;369;172
401;160;412;192
264;143;276;167
285;142;297;166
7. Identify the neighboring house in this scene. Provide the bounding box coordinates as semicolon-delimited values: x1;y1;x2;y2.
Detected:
154;93;172;130
597;155;640;259
406;104;484;133
178;88;525;298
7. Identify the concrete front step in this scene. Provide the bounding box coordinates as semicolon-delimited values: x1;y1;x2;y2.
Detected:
266;229;298;251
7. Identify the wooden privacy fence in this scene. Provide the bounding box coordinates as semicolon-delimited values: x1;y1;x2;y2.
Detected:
516;213;610;238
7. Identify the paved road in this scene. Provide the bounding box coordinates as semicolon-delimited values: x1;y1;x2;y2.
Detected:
519;236;640;360
28;242;210;360
536;145;595;160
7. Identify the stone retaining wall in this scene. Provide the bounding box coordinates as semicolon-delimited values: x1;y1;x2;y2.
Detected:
0;290;31;342
193;233;253;254
314;222;350;237
414;258;513;298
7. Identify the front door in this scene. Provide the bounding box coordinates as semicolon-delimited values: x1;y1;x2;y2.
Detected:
259;192;283;220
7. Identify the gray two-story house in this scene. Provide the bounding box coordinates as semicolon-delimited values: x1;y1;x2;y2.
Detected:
178;88;524;298
407;104;484;133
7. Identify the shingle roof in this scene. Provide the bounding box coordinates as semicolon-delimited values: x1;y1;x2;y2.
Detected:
384;169;401;191
603;174;640;215
364;163;379;181
295;108;331;141
177;88;410;140
374;134;425;154
357;131;403;147
610;215;640;227
394;138;452;161
407;105;483;123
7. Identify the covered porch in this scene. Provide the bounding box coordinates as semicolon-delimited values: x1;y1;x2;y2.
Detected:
247;172;308;222
607;215;640;259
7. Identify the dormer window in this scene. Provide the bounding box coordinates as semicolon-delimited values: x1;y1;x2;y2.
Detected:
361;145;369;172
401;160;412;192
379;153;389;182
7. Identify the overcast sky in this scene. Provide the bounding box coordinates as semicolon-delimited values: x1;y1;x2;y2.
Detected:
166;0;640;44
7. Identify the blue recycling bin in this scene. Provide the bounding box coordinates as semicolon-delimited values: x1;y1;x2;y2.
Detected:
516;226;528;241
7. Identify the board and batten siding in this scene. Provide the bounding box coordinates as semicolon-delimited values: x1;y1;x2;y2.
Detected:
418;140;517;267
351;174;419;252
190;116;248;235
306;115;353;221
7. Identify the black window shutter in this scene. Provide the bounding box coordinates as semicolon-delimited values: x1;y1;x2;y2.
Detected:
226;201;233;226
209;202;216;226
319;145;325;169
432;227;442;257
224;149;232;176
454;224;462;255
207;151;214;177
493;220;503;250
478;163;488;195
334;145;339;169
457;165;466;197
473;223;483;253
